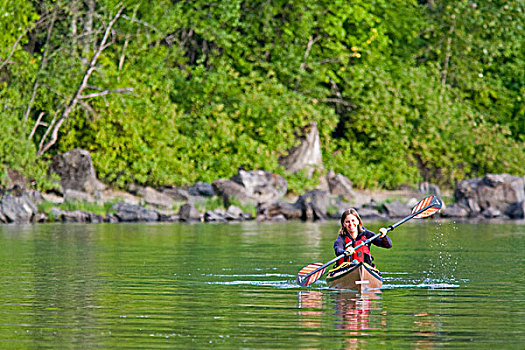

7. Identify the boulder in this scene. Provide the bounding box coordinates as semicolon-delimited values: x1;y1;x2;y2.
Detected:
455;174;524;217
157;213;180;222
231;169;287;200
213;169;287;206
204;209;227;223
111;202;159;222
27;190;45;205
257;201;303;221
98;189;140;206
50;149;106;194
33;212;48;223
213;179;254;206
296;190;329;221
134;186;174;208
441;203;470;218
0;194;38;224
327;170;356;200
226;205;244;220
382;201;411;218
64;189;95;203
270;214;287;222
505;201;525;219
187;182;215;197
105;214;119;223
482;207;503;218
178;203;202;222
204;206;248;222
42;192;64;204
51;207;104;223
356;207;387;221
478;174;524;210
159;187;191;202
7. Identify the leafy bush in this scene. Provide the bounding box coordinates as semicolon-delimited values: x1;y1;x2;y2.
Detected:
1;0;522;194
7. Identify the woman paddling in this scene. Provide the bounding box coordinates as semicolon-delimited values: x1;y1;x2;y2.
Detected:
334;208;392;267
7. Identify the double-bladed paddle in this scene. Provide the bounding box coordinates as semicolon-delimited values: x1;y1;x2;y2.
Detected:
296;195;442;287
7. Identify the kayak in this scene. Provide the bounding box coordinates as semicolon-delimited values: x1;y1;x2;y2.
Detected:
326;262;382;291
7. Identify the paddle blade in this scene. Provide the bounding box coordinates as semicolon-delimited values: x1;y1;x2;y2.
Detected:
411;195;442;218
297;262;326;287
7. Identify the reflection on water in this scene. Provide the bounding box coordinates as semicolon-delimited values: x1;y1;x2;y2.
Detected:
298;290;385;349
413;312;439;350
298;290;324;329
0;221;523;349
333;291;383;333
296;288;450;350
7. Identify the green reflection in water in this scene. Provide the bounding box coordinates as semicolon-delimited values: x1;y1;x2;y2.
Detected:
0;221;523;349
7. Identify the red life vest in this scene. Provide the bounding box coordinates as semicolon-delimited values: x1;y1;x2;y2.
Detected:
337;234;371;265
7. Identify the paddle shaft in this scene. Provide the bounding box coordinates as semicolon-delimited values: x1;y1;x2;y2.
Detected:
346;200;443;253
298;201;437;284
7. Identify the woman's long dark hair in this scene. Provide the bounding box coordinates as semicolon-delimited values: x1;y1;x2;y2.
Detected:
339;208;364;236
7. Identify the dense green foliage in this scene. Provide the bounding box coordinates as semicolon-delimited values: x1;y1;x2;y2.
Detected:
1;0;523;191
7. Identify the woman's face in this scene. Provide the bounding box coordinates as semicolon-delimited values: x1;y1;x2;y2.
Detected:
343;213;360;236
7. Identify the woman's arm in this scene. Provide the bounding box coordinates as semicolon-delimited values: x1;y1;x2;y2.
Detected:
334;235;346;256
365;228;393;248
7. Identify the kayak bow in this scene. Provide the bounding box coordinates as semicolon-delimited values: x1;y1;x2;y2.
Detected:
326;262;382;291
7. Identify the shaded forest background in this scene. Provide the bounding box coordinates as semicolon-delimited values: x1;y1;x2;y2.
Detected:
1;0;523;194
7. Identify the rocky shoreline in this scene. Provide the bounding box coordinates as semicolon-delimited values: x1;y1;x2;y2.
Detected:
1;149;524;225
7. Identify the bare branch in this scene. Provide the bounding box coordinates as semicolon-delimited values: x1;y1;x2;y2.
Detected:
300;35;321;70
119;2;141;75
328;76;353;113
315;98;354;107
38;5;126;156
37;110;59;154
41;84;69;100
78;88;133;99
121;14;160;33
24;82;40;123
0;33;25;71
79;101;97;116
441;23;455;88
29;112;46;140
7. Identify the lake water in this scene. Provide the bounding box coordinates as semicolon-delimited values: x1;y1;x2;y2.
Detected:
0;220;523;349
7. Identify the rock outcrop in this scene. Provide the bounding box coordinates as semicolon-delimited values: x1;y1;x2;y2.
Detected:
213;169;287;206
2;148;524;224
50;149;106;194
0;194;38;224
452;174;524;219
327;170;356;201
279;122;323;178
111;202;159;222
